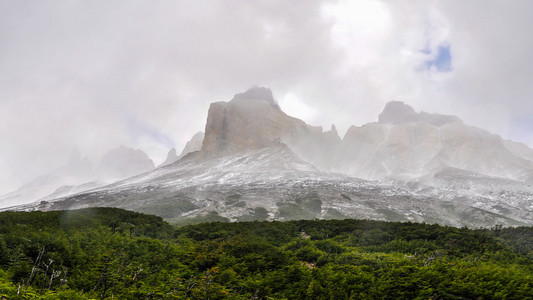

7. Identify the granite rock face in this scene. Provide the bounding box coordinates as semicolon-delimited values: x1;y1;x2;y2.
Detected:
96;146;155;181
8;87;533;228
159;132;206;168
378;101;461;126
158;148;179;168
200;88;533;182
338;103;533;181
202;87;297;156
180;132;205;157
201;87;339;170
504;139;533;163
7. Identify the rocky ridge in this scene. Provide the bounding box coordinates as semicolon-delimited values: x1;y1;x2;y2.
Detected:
6;87;533;227
0;146;155;208
200;87;533;182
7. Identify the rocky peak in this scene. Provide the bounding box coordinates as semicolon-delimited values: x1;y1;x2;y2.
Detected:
168;148;177;158
325;124;341;143
379;101;461;126
201;87;332;161
179;132;205;157
65;146;92;175
97;146;155;179
158;148;179;168
230;86;280;109
329;124;338;135
378;101;417;124
201;87;296;157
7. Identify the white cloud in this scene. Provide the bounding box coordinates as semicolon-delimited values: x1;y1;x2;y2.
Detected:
278;93;319;123
1;0;533;195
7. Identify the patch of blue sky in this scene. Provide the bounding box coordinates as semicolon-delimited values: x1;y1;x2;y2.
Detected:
424;44;452;72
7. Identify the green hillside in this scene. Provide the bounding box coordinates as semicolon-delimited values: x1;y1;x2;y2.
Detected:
0;208;531;299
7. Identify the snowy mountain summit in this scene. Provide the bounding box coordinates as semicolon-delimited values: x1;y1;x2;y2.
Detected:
11;87;533;227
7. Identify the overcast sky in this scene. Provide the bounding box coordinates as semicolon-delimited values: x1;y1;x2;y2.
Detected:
1;0;533;194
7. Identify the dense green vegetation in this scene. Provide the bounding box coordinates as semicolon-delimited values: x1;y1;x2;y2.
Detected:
0;208;532;299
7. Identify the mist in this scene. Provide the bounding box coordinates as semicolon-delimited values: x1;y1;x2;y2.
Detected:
2;0;533;195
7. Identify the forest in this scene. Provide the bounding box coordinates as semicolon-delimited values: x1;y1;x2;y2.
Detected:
0;207;532;299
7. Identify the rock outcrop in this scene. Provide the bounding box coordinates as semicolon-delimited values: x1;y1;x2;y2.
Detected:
159;132;205;168
201;86;339;169
7;88;533;228
504;140;533;163
179;132;205;157
1;145;158;209
200;88;533;182
336;102;533;181
202;87;300;156
378;101;461;126
96;146;155;181
158;148;179;168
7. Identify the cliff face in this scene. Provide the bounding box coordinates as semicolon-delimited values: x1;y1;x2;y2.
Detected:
201;87;340;169
158;148;179;168
96;145;155;180
179;132;205;157
8;87;533;228
337;104;533;181
201;99;295;156
199;86;533;182
378;101;461;126
201;87;303;156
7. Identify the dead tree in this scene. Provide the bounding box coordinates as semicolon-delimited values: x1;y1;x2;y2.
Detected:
24;246;45;295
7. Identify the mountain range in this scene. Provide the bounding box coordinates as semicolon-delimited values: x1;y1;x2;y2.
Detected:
0;145;156;208
4;87;533;227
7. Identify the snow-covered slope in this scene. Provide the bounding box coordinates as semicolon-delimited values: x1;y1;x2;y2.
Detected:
0;146;155;208
18;144;533;228
5;87;533;228
0;148;94;208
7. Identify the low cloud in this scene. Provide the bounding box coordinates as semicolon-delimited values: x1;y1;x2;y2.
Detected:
1;0;532;194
